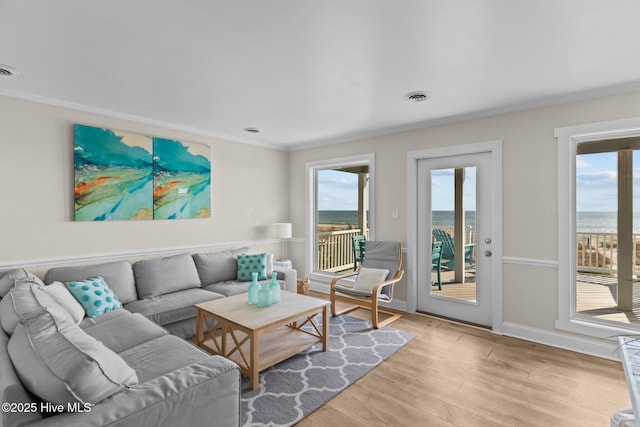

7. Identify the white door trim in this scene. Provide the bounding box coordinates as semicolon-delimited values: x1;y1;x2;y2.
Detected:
407;141;503;333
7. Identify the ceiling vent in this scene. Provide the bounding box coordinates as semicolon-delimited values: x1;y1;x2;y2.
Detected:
404;90;431;102
0;65;19;77
243;127;260;133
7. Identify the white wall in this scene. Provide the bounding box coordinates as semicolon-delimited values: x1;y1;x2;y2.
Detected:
288;90;640;355
0;95;290;265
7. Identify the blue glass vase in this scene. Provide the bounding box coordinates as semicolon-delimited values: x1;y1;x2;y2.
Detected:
257;283;272;307
268;272;281;303
248;272;259;305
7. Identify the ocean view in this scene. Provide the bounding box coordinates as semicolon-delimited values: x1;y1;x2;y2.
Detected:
319;210;640;233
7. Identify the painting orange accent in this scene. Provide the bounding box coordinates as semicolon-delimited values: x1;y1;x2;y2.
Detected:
74;176;113;196
153;181;180;198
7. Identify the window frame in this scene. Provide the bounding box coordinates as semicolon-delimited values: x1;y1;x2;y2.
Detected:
305;153;375;286
556;117;640;338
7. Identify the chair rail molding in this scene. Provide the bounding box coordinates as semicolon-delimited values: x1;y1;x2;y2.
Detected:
0;239;280;270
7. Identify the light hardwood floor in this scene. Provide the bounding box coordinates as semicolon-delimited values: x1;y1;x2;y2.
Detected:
298;292;630;427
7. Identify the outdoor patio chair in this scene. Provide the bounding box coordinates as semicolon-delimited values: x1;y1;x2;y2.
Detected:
352;234;366;271
432;228;475;270
432;240;443;290
330;241;404;329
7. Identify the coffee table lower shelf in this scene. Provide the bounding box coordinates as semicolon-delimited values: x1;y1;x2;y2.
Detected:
198;324;323;384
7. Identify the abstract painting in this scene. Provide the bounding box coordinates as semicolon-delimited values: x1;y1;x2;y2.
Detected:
152;138;211;219
74;125;153;221
74;124;211;221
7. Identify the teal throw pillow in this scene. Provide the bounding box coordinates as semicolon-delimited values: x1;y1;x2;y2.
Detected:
66;276;122;318
237;253;267;281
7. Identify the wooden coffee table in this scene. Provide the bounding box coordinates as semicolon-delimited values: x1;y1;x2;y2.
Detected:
195;291;330;390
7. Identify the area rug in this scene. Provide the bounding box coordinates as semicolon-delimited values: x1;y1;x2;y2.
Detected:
240;314;414;427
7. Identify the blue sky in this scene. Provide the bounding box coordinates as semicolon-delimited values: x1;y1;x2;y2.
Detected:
431;167;477;211
317;169;361;210
576;151;640;212
317;167;477;211
319;154;640;213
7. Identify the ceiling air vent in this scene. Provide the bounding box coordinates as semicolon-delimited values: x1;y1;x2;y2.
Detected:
0;65;19;77
243;127;260;133
404;90;431;102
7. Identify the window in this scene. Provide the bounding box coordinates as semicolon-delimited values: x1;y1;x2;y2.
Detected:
556;118;640;338
305;154;374;283
575;142;640;326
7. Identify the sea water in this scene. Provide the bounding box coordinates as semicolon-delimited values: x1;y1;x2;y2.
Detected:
318;210;639;233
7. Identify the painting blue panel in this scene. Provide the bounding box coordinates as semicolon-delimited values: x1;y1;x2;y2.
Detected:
74;125;153;221
152;138;211;219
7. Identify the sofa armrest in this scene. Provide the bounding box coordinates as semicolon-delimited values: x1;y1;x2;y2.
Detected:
25;356;240;427
274;267;297;293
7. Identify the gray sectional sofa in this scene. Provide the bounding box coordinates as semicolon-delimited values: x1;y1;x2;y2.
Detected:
0;248;297;427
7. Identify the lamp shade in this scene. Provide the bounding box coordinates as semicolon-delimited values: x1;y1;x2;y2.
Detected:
273;223;292;239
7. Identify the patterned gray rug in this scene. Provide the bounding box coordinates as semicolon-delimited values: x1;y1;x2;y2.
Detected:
240;314;414;426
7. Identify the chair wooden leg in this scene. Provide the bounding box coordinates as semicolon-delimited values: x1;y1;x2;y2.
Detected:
331;292;360;317
372;311;402;329
330;288;338;316
372;305;379;328
369;295;401;329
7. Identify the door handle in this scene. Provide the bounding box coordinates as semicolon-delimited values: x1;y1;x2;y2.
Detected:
485;250;492;257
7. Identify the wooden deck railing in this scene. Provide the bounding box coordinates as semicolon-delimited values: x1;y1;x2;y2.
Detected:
317;227;478;273
317;229;365;272
316;230;638;276
577;231;640;275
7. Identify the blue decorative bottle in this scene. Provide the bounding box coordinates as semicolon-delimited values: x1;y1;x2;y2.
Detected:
248;272;259;305
257;283;272;307
268;272;281;303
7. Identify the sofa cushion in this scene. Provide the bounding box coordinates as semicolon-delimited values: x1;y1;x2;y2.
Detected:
133;254;201;299
83;312;168;354
0;328;42;427
79;307;130;329
124;288;224;326
193;247;250;285
204;280;253;297
43;281;86;323
7;284;138;405
0;268;44;298
1;281;68;336
45;261;138;304
237;253;267;281
66;276;123;318
119;335;209;383
0;292;20;335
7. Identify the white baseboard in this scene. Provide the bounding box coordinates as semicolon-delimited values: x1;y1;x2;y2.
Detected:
502;321;620;361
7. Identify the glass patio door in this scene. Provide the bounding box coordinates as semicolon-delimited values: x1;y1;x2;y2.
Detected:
416;152;493;327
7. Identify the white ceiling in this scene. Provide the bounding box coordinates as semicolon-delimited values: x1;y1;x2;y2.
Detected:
2;1;640;151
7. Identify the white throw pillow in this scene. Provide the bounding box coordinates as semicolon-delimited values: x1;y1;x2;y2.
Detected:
43;281;85;324
353;267;390;292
